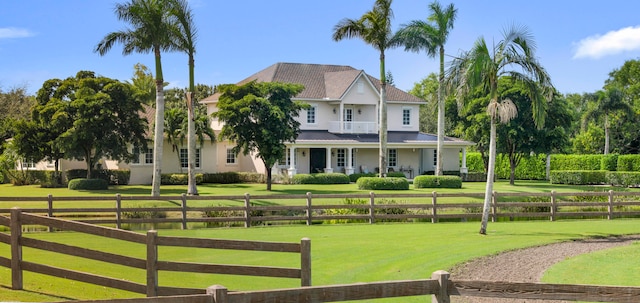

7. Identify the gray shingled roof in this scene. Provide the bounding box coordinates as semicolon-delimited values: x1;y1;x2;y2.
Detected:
294;130;474;146
202;62;425;103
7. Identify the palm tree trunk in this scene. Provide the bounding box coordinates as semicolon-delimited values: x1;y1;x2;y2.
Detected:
436;46;445;176
379;52;388;177
151;48;165;197
479;115;497;235
187;92;198;195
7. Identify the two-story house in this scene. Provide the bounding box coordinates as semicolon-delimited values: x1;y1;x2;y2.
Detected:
202;62;473;178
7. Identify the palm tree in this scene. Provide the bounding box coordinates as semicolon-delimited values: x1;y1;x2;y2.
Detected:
581;88;631;155
333;0;395;176
170;0;200;195
95;0;178;197
447;25;554;234
392;1;457;176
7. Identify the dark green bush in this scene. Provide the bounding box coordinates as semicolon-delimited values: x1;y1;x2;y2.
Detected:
203;172;242;184
356;177;409;190
601;154;618;171
606;171;640;187
617;155;640;172
549;170;606;185
161;173;204;185
413;175;462;188
291;173;350;184
66;169;88;181
466;152;485;172
65;169;130;185
68;178;108;190
238;172;265;183
462;172;487;182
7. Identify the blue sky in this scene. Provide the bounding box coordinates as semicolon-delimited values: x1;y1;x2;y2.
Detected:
2;0;640;96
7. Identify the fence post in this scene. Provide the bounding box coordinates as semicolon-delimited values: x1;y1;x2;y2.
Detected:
244;193;251;228
431;270;450;303
306;192;312;226
369;191;375;224
47;194;54;232
491;191;499;222
207;285;228;303
116;193;122;229
181;193;188;230
146;230;158;297
432;191;438;223
550;190;556;222
301;237;312;287
10;208;23;290
608;190;614;220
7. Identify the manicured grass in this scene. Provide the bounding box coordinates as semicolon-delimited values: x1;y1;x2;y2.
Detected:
1;219;639;302
542;241;640;286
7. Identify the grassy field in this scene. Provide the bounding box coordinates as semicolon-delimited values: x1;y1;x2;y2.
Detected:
1;219;639;302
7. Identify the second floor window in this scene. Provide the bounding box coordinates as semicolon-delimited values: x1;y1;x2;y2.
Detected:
307;105;317;124
388;149;397;167
402;108;411;126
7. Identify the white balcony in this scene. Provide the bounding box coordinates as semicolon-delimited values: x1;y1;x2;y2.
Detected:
328;121;378;134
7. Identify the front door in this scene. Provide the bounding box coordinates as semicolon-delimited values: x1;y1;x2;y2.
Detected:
309;148;326;173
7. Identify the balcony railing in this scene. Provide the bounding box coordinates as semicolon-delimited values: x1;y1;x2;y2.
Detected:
328;121;377;134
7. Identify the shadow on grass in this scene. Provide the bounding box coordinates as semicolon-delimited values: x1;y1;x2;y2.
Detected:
0;284;76;301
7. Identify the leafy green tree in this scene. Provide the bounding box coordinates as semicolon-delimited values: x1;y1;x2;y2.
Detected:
580;88;632;155
127;63;158;105
333;0;395;176
409;73;438;133
447;25;554;234
572;123;605;154
95;0;178;196
606;59;640;103
213;81;306;191
0;86;35;153
393;0;457;176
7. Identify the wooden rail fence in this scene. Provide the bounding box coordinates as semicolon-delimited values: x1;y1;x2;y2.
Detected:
51;270;640;303
1;190;640;229
0;208;311;296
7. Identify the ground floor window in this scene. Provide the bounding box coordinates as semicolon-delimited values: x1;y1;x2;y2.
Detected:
433;149;437;166
226;148;237;164
144;148;153;164
180;148;201;168
336;148;346;167
388;149;397;167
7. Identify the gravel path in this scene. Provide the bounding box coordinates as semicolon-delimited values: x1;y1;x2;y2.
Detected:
448;235;640;303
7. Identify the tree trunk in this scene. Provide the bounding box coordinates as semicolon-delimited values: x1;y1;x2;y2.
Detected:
436;46;445;176
479;116;497;235
509;156;516;185
379;52;388;177
266;163;272;191
151;48;165;197
604;116;610;155
187;92;198;195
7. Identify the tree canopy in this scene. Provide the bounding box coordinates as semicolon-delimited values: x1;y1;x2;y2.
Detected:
213;81;307;191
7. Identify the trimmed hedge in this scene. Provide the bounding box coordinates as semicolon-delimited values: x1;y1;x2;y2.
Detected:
356;177;409;190
291;173;350;184
161;173;204;185
550;154;602;171
549;170;607;185
606;171;640;187
413;175;462;188
66;169;131;185
601;154;618;171
617;155;640;172
68;178;109;190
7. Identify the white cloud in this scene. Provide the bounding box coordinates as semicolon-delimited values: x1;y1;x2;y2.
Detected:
573;26;640;59
0;27;34;39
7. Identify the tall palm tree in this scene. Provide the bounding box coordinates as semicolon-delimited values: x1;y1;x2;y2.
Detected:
95;0;178;197
392;1;457;176
333;0;395;176
170;0;200;195
581;88;631;155
447;25;554;234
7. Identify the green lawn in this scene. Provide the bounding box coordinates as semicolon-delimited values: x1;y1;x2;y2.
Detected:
1;219;639;302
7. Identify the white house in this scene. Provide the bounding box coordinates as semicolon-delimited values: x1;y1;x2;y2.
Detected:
201;62;474;179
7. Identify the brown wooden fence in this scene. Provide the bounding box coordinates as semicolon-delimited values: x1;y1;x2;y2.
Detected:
1;190;640;229
51;270;640;303
0;208;311;296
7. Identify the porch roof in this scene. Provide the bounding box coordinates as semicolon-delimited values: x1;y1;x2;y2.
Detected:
291;130;474;148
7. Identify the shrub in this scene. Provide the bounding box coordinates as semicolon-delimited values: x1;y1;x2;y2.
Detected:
462;172;487;182
65;169;130;185
349;173;377;182
606;171;640;187
413;175;462;188
68;178;108;190
601;154;618;171
549;170;606;185
109;170;131;185
551;154;602;171
466;152;485;172
387;172;407;178
291;173;350;184
203;172;242;184
356;177;409;190
617;155;640;172
66;169;88;181
161;173;204;185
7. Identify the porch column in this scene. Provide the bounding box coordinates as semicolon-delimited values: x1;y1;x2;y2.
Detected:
339;103;344;133
287;147;297;177
345;147;354;175
324;147;333;173
460;147;468;174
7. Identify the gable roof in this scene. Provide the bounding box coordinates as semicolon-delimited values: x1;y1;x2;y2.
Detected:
201;62;425;103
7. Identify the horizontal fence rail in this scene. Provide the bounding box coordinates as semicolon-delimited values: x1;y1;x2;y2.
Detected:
56;271;640;303
2;190;640;230
0;208;311;297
